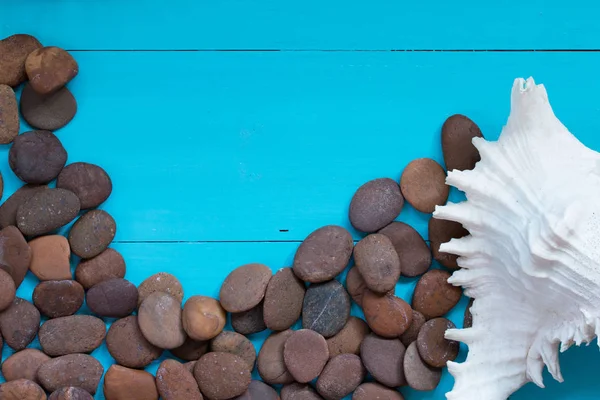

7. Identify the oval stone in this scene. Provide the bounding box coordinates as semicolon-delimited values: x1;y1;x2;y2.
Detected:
281;383;323;400
0;379;46;400
29;235;72;281
219;263;272;313
360;334;406;388
137;272;183;308
37;354;103;394
75;248;126;289
417;318;460;367
316;354;365;400
0;34;42;87
2;349;50;383
302;280;350;338
170;336;208;361
86;278;138;318
362;291;413;337
231;302;267;335
106;316;162;368
0;185;47;230
68;210;116;259
257;330;294;385
326;316;370;358
210;331;256;370
349;178;404;233
400;310;426;346
0;298;40;350
0;269;16;312
292;225;353;283
39;315;106;356
0;226;31;288
400;158;449;213
156;359;203;400
412;269;462;319
428;217;469;269
56;162;112;209
378;222;432;277
17;188;80;236
194;352;251;400
33;280;84;318
25;47;79;95
138;292;185;349
182;296;226;341
103;365;158;400
354;234;401;294
442;114;484;172
404;341;442;391
49;387;93;400
9;131;67;185
284;329;329;383
353;383;404;400
0;85;19;144
20;83;77;131
237;380;279;400
345;267;367;306
263;267;305;331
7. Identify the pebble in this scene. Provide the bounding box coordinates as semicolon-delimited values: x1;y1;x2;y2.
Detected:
17;188;80;236
86;278;138;318
442;114;484;172
400;158;449;213
37;354;103;394
138;292;186;349
354;234;401;294
0;226;31;288
106;315;163;368
9;131;67;185
20;83;77;131
349;178;404;233
25;46;78;94
281;383;323;400
0;85;19;144
182;296;226;341
156;359;203;400
428;217;469;269
194;352;252;400
417;318;459;367
400;310;426;346
219;263;272;313
0;298;40;350
137;272;183;308
303;280;350;338
39;315;106;356
0;34;42;87
464;297;474;328
0;184;46;229
404;341;441;391
257;330;294;385
292;225;353;283
170;336;208;361
49;387;93;400
352;383;404;400
236;380;279;400
345;267;367;306
29;235;72;281
103;365;158;400
231;302;267;335
184;361;197;374
210;331;256;370
33;280;84;318
412;269;462;319
0;269;16;312
263;267;305;331
75;248;126;289
0;379;46;400
326;316;370;358
284;329;329;383
2;349;50;383
56;162;112;209
68;210;116;259
362;290;413;337
360;333;406;387
378;222;432;277
316;354;365;400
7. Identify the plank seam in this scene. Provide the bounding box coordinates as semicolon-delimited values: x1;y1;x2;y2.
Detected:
66;49;600;53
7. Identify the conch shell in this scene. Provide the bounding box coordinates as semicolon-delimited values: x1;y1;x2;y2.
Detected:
433;77;600;400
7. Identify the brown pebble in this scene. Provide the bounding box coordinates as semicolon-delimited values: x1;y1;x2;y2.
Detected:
412;269;462;319
17;188;80;236
442;114;484;172
25;47;78;95
231;302;267;335
194;352;251;400
219;263;272;313
428;217;469;269
68;210;116;259
210;331;256;370
236;380;279;400
354;234;400;294
464;297;474;328
2;349;50;384
352;383;404;400
349;178;404;233
400;158;449;213
0;185;46;230
182;295;226;341
170;336;209;361
103;365;158;400
281;383;323;400
0;269;16;312
106;315;163;368
0;34;43;87
417;318;459;367
183;361;196;374
326;316;370;358
302;280;351;338
0;298;40;350
263;267;305;331
138;292;186;349
137;272;183;308
0;379;46;400
9;131;67;185
20;83;77;131
283;329;329;383
400;310;426;346
156;359;203;400
0;85;19;144
257;330;294;385
86;278;138;318
362;290;412;338
316;354;365;400
48;387;93;400
292;225;353;283
75;248;126;289
345;267;367;306
37;354;103;394
0;226;31;288
404;341;441;391
29;235;71;281
33;280;84;318
39;315;106;356
378;222;432;277
360;334;406;388
56;162;112;209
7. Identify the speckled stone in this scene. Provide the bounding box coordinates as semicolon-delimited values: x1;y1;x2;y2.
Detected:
302;280;350;338
193;352;251;400
33;280;84;318
106;315;163;369
156;359;203;400
37;354;103;394
316;354;365;400
263;267;305;331
219;263;272;313
9;131;67;185
56;162;112;209
17;188;80;236
0;34;43;87
68;210;116;259
0;226;31;288
349;178;404;233
0;298;40;350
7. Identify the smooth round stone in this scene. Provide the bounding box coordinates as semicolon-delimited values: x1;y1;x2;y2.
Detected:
75;248;126;289
281;383;323;400
292;225;353;283
442;114;484;172
0;379;46;400
428;217;469;269
378;222;432;277
20;83;77;131
360;334;406;388
103;365;158;400
86;278;138;318
404;341;441;391
0;34;42;87
326;316;370;358
17;188;80;236
138;292;185;350
417;318;459;367
0;298;40;350
2;349;50;383
219;263;272;313
137;272;183;308
0;226;31;288
49;387;93;400
464;297;474;328
263;267;305;331
0;85;19;144
354;234;401;294
210;331;256;370
0;269;16;312
316;354;365;400
302;280;350;338
56;162;111;209
231;302;267;335
283;329;329;383
39;315;106;356
170;336;208;361
400;158;449;213
257;330;294;385
156;359;203;400
182;296;226;341
68;210;116;259
33;280;83;318
400;310;426;346
352;383;404;400
9;131;67;185
25;47;79;94
194;352;252;400
345;267;367;306
37;354;103;394
29;235;71;281
362;291;413;338
106;315;163;368
236;380;279;400
349;178;404;233
0;185;46;229
412;269;462;319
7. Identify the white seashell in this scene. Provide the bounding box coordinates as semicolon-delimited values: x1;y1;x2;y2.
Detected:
433;77;600;400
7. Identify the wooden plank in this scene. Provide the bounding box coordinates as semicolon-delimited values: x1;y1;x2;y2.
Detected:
1;1;598;50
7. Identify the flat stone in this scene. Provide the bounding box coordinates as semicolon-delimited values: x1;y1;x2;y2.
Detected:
354;234;401;294
416;318;460;367
257;330;294;385
400;158;449;213
0;379;46;400
33;280;84;318
378;221;432;277
404;341;442;391
0;34;42;87
326;316;370;358
360;333;406;388
74;247;126;289
400;310;426;346
345;267;367;306
17;188;80;236
193;352;251;400
29;235;72;281
182;295;226;341
25;46;78;94
0;184;46;230
281;383;323;400
0;298;40;350
37;354;103;395
442;114;484;172
231;302;266;335
103;365;158;400
0;84;19;144
156;359;203;400
412;269;462;319
1;349;50;384
353;383;404;400
302;280;350;338
138;292;186;349
362;291;413;338
106;315;163;368
9;131;67;185
236;380;279;400
219;263;272;313
0;226;31;288
56;162;112;209
349;178;404;233
316;354;365;400
137;272;183;308
210;331;256;370
263;267;305;331
0;269;16;312
39;315;106;356
68;210;116;259
428;217;470;270
283;329;329;383
20;83;77;131
86;278;138;318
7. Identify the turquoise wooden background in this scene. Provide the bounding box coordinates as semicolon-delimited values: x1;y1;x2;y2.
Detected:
2;1;600;399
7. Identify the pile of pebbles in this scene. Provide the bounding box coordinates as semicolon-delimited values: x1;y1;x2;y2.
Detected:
0;33;484;400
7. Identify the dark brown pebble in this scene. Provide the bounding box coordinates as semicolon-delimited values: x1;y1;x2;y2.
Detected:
49;387;93;400
194;352;252;400
86;278;138;318
0;85;19;144
281;383;323;400
236;380;279;400
404;341;441;391
349;178;404;233
210;331;256;370
417;317;459;367
362;290;412;338
429;217;469;269
412;269;462;319
106;315;163;368
0;379;46;400
0;34;43;87
156;359;203;400
39;315;106;356
2;349;50;383
345;267;367;306
219;263;272;313
352;383;404;400
354;234;400;294
263;267;305;331
68;210;116;259
9;131;67;185
103;364;158;400
75;248;126;289
283;329;329;383
360;333;406;388
378;222;432;277
464;297;474;328
0;298;40;350
400;310;426;346
0;226;31;288
170;336;209;361
326;316;370;358
33;280;84;318
302;280;350;338
0;269;16;312
292;225;353;283
400;158;449;213
138;292;186;349
37;354;103;394
257;330;295;385
137;272;183;308
0;184;47;230
316;354;365;400
20;83;77;131
231;302;267;335
17;188;80;236
442;114;484;172
56;162;112;209
25;47;78;95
